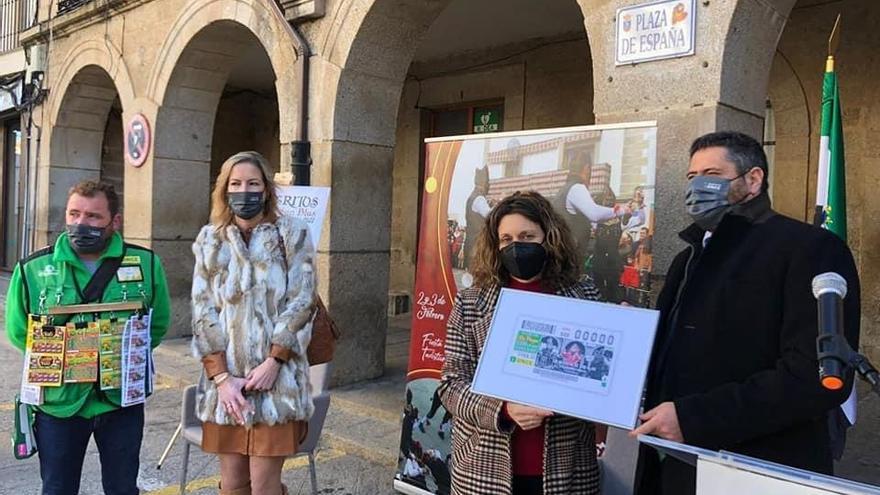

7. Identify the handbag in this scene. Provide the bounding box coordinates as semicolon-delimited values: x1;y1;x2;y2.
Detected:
12;395;37;460
273;224;341;364
308;296;340;365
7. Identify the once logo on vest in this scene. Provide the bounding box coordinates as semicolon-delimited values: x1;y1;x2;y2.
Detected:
37;265;59;278
122;255;141;266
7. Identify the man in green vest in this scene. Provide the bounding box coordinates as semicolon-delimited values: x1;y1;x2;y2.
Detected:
5;180;171;495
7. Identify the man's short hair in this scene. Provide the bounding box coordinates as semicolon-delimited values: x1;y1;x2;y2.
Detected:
566;150;593;174
68;180;120;216
689;131;769;192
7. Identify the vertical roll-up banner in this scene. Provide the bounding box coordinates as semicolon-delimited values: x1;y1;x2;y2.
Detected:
394;123;659;494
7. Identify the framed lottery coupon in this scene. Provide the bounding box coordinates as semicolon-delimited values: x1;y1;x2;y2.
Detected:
471;288;660;429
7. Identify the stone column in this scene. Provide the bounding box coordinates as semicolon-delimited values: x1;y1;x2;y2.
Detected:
305;0;448;385
310;56;401;385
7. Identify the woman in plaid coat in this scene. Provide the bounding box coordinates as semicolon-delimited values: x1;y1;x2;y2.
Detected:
439;192;601;495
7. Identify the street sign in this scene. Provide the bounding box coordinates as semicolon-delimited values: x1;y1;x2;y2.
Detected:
616;0;696;65
125;113;151;167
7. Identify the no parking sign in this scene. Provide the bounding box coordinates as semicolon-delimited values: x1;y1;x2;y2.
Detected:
125;113;151;167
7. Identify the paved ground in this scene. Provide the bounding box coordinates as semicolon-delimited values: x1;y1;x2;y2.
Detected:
0;334;408;494
0;271;878;494
0;272;411;494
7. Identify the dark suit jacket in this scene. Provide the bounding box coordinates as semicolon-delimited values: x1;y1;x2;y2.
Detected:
635;194;861;495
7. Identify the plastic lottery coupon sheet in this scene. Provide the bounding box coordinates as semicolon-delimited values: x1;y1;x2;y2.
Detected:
100;319;125;390
504;316;620;396
64;322;100;383
26;320;66;387
472;288;660;429
121;310;153;407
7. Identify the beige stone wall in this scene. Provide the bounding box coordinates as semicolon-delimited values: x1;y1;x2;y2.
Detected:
768;0;880;363
30;0;873;385
388;36;594;299
0;50;25;76
28;0;301;337
580;0;793;274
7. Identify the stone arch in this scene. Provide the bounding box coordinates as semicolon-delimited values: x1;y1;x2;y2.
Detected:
44;39;135;240
144;2;294;337
49;39;135;128
148;18;285;238
717;0;797;135
319;0;596;384
147;0;300;143
765;0;880;371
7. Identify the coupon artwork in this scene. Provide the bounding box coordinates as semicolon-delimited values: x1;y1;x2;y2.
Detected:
63;321;100;383
99;319;125;390
502;315;619;395
26;322;66;387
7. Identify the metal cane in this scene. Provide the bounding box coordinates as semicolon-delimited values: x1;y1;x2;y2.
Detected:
156;423;182;469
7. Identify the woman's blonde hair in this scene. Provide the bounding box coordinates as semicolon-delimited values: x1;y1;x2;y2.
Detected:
470;191;580;289
210;151;279;227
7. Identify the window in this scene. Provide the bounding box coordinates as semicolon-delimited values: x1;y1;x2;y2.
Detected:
428;103;504;138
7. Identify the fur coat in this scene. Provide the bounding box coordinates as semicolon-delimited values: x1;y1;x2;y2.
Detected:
191;215;316;427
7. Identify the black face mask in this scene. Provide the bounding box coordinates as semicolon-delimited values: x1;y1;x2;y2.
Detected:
500;242;547;281
67;223;110;255
685;172;750;231
227;192;264;220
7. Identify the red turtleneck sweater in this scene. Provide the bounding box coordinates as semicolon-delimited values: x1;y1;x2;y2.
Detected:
503;278;553;476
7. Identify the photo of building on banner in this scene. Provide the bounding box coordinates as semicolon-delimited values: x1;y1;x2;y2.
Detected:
394;123;658;495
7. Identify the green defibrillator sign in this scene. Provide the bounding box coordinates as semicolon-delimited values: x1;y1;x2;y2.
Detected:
473;108;501;134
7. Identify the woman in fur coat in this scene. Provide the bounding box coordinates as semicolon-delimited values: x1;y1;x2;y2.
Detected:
191;151;316;495
438;192;601;495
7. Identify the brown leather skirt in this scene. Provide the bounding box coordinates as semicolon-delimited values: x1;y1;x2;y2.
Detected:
201;420;308;457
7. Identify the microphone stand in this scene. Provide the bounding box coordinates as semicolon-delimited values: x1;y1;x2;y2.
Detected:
818;332;880;397
849;353;880;396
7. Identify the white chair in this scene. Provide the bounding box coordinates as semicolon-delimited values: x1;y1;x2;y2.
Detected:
178;380;332;495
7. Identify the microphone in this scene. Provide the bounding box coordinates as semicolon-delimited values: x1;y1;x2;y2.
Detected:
812;272;848;391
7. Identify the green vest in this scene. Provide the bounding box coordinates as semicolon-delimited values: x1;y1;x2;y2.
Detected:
18;233;158;418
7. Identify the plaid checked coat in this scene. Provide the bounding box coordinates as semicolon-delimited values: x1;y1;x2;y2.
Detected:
438;281;602;495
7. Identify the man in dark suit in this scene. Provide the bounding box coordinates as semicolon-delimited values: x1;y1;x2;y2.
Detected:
632;131;860;494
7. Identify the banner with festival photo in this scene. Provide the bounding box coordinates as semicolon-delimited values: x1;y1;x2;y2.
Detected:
394;122;658;495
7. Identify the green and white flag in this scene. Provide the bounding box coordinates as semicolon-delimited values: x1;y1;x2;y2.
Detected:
813;56;846;239
814;55;857;429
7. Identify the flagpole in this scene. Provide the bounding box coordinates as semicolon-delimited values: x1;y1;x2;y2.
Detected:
825;14;840;72
813;14;842;227
828;13;841;58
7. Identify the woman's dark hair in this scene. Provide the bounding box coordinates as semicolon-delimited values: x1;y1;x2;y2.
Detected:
565;341;586;354
471;191;580;289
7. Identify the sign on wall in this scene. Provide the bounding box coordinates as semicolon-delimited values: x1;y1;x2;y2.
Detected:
472;109;501;134
124;114;151;167
616;0;696;65
275;185;330;244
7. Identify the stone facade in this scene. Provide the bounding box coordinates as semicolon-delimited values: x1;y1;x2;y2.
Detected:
16;0;879;385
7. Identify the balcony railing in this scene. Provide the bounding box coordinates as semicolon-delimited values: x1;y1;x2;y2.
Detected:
0;0;36;54
57;0;92;15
